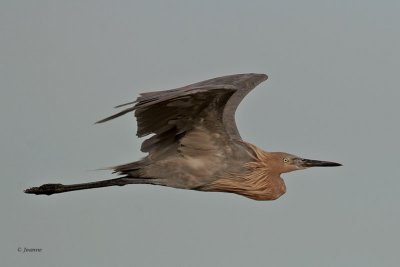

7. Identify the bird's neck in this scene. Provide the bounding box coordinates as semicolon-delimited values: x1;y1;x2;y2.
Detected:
199;142;286;200
240;141;279;173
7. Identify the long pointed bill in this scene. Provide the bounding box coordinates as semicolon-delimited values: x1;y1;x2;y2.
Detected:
295;158;342;167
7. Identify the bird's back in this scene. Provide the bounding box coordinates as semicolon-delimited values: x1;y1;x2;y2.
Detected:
114;111;256;189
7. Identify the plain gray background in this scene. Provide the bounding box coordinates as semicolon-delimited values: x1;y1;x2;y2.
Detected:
1;1;399;266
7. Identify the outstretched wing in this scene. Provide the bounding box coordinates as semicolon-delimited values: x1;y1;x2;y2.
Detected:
96;73;267;156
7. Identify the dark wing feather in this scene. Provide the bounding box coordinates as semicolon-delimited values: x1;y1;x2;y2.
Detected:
96;73;268;155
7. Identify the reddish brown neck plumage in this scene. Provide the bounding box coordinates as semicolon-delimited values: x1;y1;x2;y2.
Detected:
199;142;286;200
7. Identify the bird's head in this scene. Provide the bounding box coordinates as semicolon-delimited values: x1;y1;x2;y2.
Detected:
268;152;342;174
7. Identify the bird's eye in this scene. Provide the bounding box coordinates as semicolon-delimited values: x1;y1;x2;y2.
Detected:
283;158;289;163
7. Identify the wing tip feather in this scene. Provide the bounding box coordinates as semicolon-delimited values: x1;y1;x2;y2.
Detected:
95;106;136;124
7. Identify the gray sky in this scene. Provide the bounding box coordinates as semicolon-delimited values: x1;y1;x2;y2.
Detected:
1;1;399;266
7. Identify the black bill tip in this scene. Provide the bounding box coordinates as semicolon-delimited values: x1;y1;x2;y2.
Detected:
297;158;342;167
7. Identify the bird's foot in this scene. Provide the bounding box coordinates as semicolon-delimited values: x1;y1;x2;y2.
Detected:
24;183;63;195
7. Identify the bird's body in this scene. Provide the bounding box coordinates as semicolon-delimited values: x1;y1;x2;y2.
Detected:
25;73;341;200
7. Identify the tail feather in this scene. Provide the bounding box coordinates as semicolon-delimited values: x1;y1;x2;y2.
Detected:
112;160;149;174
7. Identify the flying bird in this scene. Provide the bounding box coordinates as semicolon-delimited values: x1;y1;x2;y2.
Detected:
25;73;341;200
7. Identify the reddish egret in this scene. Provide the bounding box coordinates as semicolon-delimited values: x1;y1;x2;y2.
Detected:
25;73;341;200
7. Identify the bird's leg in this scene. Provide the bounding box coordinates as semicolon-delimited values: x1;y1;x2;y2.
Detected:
24;177;132;195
